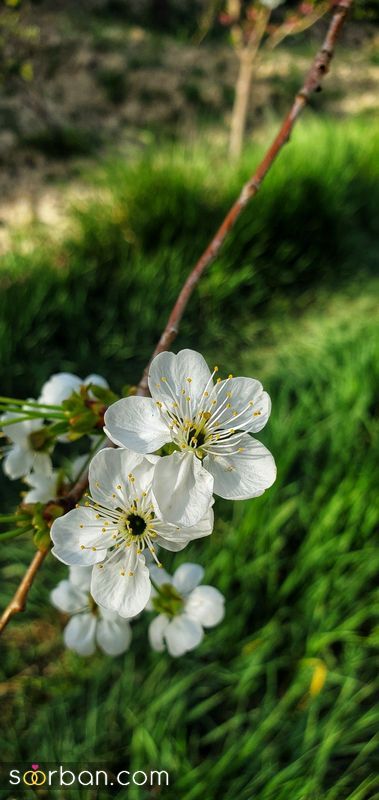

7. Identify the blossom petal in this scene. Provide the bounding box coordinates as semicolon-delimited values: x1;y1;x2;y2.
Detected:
104;397;170;453
51;507;109;566
148;614;169;652
50;579;88;614
63;613;97;656
32;452;54;476
84;374;109;389
88;447;155;510
174;349;213;403
149;349;212;407
39;373;82;406
173;563;204;595
91;547;151;618
3;445;33;479
185;586;225;627
69;565;92;592
203;435;276;500
154;505;214;552
148;351;177;404
152;451;214;526
1;415;29;446
214;377;271;432
96;616;132;656
164;614;204;657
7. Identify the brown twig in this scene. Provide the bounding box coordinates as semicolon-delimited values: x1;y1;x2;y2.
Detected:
0;0;352;634
136;0;352;396
0;547;49;634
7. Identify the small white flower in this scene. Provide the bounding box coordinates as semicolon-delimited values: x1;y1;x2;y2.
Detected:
39;372;109;406
148;562;225;657
104;349;276;526
260;0;285;9
51;565;132;657
1;411;52;480
51;447;213;619
23;466;61;504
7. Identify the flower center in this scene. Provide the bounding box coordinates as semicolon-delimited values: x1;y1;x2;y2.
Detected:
187;427;206;449
28;429;51;452
125;513;147;537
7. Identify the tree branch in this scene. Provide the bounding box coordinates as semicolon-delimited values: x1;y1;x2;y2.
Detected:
136;0;352;396
0;0;352;634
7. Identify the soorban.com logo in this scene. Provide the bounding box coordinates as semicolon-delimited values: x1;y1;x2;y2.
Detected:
6;763;169;788
22;764;46;786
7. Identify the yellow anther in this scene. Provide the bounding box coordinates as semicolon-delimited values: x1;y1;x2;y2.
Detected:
186;377;192;383
232;411;238;417
112;493;116;498
85;501;90;507
79;524;84;529
161;377;167;382
186;396;191;402
203;391;209;397
91;547;97;551
129;570;134;576
226;403;231;409
228;374;233;379
102;528;106;533
253;411;262;416
156;401;162;408
116;484;122;490
95;481;100;488
80;545;85;550
214;366;219;372
120;570;126;576
98;564;104;569
95;514;100;519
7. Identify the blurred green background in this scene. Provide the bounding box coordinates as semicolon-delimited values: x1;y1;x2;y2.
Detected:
0;1;378;798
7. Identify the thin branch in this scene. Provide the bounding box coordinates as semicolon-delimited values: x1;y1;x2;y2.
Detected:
0;0;352;634
136;0;353;396
0;547;49;634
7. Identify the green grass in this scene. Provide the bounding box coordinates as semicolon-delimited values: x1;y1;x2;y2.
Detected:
0;116;378;799
0;292;378;800
0;117;378;399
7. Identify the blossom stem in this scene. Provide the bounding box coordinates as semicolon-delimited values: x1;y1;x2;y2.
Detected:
0;412;67;427
0;397;65;411
0;514;30;523
0;527;32;542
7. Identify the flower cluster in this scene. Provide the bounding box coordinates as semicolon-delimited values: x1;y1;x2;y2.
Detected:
1;349;275;658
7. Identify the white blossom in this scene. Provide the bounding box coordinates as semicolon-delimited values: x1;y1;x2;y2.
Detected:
51;447;213;619
1;411;52;480
260;0;285;9
148;562;225;657
39;372;109;406
51;565;132;656
23;466;61;504
104;349;276;526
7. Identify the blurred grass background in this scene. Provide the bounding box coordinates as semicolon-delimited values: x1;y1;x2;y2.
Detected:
0;1;379;798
